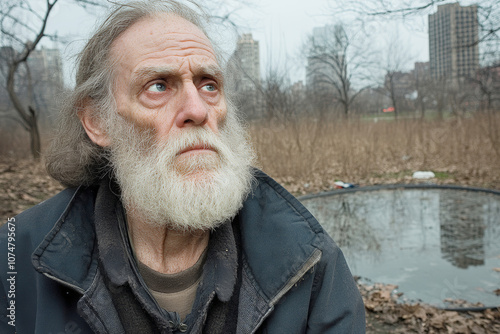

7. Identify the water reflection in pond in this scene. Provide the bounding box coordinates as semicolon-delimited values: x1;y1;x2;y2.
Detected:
300;186;500;308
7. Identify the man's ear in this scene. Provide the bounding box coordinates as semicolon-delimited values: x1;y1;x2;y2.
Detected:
78;104;111;147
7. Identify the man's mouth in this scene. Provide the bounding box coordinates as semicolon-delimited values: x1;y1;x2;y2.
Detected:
178;144;217;156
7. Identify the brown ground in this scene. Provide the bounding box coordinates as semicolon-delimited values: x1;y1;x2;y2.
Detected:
1;157;499;333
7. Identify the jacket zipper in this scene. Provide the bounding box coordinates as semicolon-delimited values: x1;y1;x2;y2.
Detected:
250;248;322;334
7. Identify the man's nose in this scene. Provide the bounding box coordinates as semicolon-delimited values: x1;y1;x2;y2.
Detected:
175;83;209;128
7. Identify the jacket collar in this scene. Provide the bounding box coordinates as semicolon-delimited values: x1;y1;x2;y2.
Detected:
31;185;99;293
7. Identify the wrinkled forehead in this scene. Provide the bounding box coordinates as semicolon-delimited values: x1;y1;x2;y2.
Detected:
110;13;219;68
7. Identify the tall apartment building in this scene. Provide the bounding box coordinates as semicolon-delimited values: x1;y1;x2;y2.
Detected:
306;24;343;91
428;2;479;80
229;33;260;91
414;62;430;81
27;47;64;88
27;47;64;112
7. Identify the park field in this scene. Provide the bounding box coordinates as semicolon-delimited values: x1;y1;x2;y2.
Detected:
250;112;500;194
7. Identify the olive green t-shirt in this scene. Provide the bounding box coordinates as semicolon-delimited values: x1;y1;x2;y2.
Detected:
137;250;208;320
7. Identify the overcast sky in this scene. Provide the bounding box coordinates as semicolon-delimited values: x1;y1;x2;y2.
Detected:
39;0;430;85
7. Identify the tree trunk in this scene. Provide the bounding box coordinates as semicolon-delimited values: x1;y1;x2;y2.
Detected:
436;97;444;120
419;99;426;120
28;106;41;159
390;86;398;121
7;62;42;160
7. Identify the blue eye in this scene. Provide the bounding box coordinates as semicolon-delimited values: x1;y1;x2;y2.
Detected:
203;84;216;92
148;83;166;92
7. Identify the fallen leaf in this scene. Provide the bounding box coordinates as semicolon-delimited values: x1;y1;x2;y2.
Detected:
414;307;427;321
21;193;38;202
470;324;486;334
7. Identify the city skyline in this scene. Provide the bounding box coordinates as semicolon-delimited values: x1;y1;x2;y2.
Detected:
12;1;497;90
35;0;431;86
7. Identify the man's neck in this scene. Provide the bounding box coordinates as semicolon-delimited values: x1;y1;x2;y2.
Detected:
127;212;209;274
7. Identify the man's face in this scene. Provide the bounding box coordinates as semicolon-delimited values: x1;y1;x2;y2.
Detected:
110;13;227;174
99;14;254;230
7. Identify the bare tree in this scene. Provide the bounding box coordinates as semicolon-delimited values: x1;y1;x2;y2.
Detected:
380;32;414;120
383;71;400;120
413;62;432;119
0;0;103;159
471;64;500;112
258;65;308;123
427;75;451;119
231;57;300;122
305;24;374;118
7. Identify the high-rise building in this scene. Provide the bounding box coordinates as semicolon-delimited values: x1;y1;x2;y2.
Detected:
428;2;479;80
27;47;64;103
229;33;260;91
227;34;261;119
306;24;343;91
414;62;430;82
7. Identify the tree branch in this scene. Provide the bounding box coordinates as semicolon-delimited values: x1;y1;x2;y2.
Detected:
367;1;442;17
0;10;40;36
0;27;25;46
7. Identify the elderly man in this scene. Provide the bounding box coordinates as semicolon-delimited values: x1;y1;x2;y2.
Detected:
0;1;364;333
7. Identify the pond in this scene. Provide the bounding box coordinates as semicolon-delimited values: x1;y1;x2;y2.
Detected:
300;185;500;309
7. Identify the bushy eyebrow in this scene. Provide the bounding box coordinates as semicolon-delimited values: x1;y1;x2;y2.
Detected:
131;66;176;88
193;63;225;83
131;63;224;88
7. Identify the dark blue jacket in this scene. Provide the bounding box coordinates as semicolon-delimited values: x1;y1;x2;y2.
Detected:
0;171;365;333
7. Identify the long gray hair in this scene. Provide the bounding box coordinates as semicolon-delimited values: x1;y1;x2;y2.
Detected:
46;0;226;187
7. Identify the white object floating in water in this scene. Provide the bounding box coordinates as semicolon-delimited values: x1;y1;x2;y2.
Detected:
412;171;436;179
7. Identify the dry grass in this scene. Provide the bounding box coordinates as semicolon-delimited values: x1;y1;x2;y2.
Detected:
2;112;499;199
249;112;500;195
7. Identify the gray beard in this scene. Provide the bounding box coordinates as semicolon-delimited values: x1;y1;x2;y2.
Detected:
106;111;255;231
